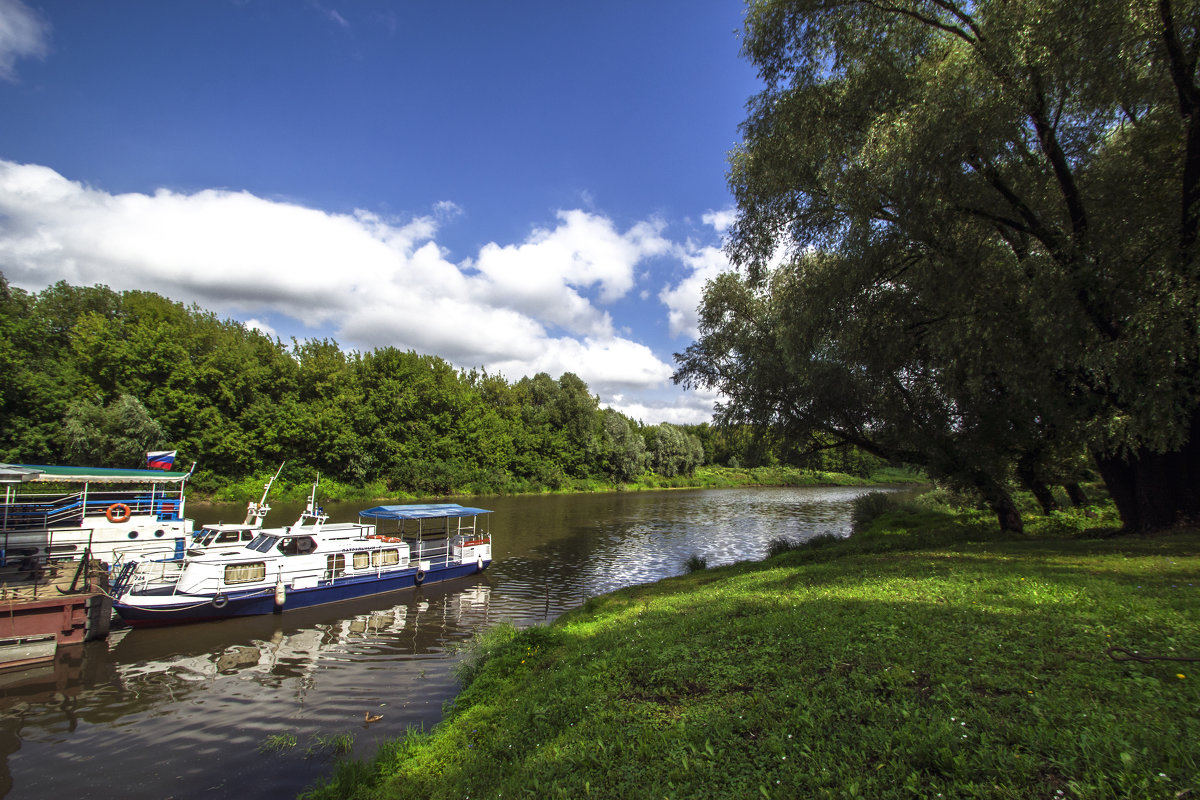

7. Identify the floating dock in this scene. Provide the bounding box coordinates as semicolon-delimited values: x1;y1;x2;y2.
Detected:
0;559;110;670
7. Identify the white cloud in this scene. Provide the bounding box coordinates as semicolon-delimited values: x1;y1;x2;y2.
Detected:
0;0;48;82
657;208;738;339
609;385;720;426
0;159;696;417
702;208;737;233
244;318;279;340
659;243;731;339
473;210;672;338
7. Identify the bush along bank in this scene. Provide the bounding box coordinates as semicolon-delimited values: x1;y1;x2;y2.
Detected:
200;465;922;505
301;500;1199;799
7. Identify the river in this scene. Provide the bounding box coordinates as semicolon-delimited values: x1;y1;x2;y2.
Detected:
0;486;881;799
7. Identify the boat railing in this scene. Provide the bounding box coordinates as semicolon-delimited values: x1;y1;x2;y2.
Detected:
0;489;185;532
0;525;97;568
407;537;463;569
109;549;188;595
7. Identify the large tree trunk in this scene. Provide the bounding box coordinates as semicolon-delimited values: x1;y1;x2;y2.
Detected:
1064;482;1089;508
1094;411;1200;531
1016;456;1060;515
972;471;1024;534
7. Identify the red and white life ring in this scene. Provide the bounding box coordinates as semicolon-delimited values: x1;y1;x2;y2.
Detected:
106;503;132;523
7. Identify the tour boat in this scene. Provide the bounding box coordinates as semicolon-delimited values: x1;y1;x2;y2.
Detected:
110;485;493;626
0;463;194;567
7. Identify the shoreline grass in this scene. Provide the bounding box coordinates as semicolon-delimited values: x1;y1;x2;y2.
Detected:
301;504;1200;799
195;465;923;504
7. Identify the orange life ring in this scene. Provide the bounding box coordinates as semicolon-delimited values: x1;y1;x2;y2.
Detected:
106;503;132;524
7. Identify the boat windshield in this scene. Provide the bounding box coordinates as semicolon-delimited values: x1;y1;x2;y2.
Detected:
246;534;278;553
194;529;220;546
196;528;250;547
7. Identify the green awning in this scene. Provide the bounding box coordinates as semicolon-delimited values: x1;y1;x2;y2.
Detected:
11;464;191;484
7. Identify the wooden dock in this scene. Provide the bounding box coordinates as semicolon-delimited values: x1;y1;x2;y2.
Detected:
0;558;111;670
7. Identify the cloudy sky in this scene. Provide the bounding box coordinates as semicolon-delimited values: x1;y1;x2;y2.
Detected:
0;0;760;424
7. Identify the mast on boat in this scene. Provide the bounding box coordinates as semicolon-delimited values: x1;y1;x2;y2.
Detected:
242;462;285;528
289;475;327;534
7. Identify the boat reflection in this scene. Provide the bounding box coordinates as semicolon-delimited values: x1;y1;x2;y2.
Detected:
110;581;494;689
0;579;495;799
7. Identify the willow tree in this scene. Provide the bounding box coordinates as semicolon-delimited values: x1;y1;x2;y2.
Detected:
679;0;1200;530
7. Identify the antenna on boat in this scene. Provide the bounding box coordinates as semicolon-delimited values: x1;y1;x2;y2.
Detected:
243;462;285;527
290;474;327;532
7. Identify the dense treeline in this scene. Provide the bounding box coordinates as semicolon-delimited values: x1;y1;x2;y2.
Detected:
678;0;1200;533
0;275;876;495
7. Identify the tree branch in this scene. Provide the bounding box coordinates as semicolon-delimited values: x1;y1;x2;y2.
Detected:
1158;0;1200;258
859;0;977;45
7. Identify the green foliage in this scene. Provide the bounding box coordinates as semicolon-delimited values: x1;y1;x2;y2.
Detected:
764;535;804;557
682;553;708;573
677;0;1200;532
452;621;519;689
257;732;298;754
644;423;704;478
850;491;897;534
305;732;355;759
301;515;1200;800
61;393;166;468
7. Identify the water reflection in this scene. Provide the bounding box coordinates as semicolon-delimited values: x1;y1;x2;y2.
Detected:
0;485;884;799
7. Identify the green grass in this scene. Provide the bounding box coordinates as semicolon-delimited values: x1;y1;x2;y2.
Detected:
301;508;1199;800
199;465;900;504
306;732;357;759
258;732;298;753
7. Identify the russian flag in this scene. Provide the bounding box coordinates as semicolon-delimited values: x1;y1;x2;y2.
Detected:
146;450;177;470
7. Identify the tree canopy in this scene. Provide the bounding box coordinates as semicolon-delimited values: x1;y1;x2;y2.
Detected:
677;0;1200;530
0;274;721;494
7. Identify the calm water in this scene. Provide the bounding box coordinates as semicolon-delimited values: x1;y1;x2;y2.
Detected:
0;486;881;799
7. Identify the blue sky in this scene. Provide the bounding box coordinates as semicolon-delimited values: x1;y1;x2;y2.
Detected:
0;0;761;424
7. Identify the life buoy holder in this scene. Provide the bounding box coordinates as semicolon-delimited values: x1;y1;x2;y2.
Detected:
211;594;229;609
414;569;425;585
106;503;132;524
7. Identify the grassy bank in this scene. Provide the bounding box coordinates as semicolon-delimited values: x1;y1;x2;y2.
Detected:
301;503;1199;799
202;465;920;504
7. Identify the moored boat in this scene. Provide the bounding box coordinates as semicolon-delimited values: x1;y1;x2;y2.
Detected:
110;485;492;626
183;463;284;557
0;464;194;568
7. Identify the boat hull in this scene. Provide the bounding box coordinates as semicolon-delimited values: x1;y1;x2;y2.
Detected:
114;558;490;626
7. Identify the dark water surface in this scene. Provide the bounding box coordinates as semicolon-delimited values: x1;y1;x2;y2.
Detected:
0;486;880;799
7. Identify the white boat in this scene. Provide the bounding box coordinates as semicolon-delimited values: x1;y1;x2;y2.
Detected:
0;463;194;567
184;463;284;556
110;484;492;626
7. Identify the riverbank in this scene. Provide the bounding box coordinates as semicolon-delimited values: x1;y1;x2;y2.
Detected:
203;465;925;504
301;502;1199;799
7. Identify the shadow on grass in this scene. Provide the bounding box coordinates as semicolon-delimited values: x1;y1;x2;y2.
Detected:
303;528;1199;800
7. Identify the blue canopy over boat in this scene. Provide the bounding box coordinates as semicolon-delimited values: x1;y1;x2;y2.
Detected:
358;503;492;520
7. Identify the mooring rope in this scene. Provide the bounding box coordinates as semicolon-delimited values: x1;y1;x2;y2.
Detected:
100;586;274;612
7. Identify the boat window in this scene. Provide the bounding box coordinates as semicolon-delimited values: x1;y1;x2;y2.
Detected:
247;535;276;553
378;549;400;567
242;531;255;541
352;551;371;570
216;531;242;544
224;562;266;584
327;554;345;577
277;537;317;556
